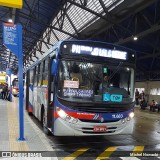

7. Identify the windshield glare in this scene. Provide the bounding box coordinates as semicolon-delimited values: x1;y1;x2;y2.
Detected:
57;60;134;103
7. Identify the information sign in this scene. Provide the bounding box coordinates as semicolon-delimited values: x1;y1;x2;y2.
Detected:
0;0;22;8
2;23;25;141
63;88;93;98
3;23;19;57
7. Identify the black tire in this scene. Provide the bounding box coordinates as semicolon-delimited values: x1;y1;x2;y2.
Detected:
42;111;51;135
28;112;32;116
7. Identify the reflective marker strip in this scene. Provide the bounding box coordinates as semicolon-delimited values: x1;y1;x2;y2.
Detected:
63;148;89;160
119;146;144;160
133;146;144;153
120;157;141;160
96;147;117;160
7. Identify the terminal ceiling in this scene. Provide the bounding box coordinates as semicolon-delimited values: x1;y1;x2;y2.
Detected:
0;0;159;81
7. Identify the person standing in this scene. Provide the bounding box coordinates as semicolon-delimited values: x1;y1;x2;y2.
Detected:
2;84;8;100
140;90;145;100
135;89;140;105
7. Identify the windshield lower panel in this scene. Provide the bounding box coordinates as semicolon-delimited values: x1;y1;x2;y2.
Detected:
57;60;135;103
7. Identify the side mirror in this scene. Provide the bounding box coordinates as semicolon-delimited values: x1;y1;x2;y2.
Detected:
51;59;57;76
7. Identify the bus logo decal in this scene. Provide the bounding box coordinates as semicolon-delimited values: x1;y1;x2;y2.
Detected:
103;93;110;101
93;114;99;120
100;117;104;122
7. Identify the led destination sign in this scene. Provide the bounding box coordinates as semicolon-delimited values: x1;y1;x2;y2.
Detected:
71;44;127;60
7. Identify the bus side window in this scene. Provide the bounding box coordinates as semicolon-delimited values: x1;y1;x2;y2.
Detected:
50;56;58;103
42;59;49;86
29;69;34;85
38;62;43;86
34;66;38;87
44;59;49;72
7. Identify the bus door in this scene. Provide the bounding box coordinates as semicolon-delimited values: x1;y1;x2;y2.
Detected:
47;57;57;130
25;71;29;110
28;68;34;113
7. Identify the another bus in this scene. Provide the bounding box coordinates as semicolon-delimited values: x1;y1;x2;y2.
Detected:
12;78;19;97
0;72;6;84
0;73;7;95
25;40;136;136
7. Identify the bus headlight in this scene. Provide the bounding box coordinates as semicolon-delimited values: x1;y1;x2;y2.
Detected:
57;107;67;119
72;118;78;124
65;115;71;121
56;107;78;124
129;112;134;119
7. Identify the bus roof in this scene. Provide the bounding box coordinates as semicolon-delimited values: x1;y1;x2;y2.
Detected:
26;40;135;71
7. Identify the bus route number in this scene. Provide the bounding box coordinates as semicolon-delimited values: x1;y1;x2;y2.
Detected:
112;114;123;119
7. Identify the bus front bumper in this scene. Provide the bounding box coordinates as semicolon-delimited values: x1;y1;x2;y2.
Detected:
53;117;134;136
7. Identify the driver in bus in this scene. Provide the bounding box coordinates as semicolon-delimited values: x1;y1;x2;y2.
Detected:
99;75;109;92
70;63;82;84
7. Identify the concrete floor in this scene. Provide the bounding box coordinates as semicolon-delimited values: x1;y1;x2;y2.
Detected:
47;107;160;146
1;96;160;159
42;107;160;159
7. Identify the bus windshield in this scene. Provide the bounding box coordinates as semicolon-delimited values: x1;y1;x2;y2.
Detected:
57;60;134;103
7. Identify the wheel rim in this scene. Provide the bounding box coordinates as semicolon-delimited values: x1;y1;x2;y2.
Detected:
43;113;46;127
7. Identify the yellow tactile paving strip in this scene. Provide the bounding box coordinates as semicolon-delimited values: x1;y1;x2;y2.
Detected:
7;100;29;151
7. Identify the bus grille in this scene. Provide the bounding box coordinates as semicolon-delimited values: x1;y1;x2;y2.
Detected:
70;105;133;113
58;98;134;113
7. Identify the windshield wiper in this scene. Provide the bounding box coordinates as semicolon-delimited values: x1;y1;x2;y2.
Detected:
109;62;123;80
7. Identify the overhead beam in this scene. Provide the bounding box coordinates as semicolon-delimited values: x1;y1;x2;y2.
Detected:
89;0;157;39
115;24;160;45
138;52;160;60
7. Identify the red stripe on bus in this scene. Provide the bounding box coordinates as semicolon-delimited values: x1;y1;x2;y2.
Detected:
4;23;15;27
53;108;95;120
66;111;95;119
28;106;33;113
54;111;59;118
46;88;48;100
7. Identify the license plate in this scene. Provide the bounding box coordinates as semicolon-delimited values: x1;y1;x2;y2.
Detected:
93;126;107;132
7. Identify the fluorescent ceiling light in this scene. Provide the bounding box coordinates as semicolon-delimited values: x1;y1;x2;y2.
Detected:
133;36;138;41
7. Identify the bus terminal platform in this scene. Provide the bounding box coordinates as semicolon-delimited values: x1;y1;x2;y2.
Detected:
0;97;57;159
1;97;160;160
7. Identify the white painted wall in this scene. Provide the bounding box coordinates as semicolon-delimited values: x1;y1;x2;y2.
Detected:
135;81;160;103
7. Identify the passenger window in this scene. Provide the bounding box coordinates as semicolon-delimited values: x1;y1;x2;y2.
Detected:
29;69;34;84
40;61;43;73
42;72;48;86
33;67;38;86
44;59;49;72
34;75;38;86
38;63;42;86
38;64;41;74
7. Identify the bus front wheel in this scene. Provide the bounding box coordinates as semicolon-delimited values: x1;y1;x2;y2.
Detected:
42;110;50;135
